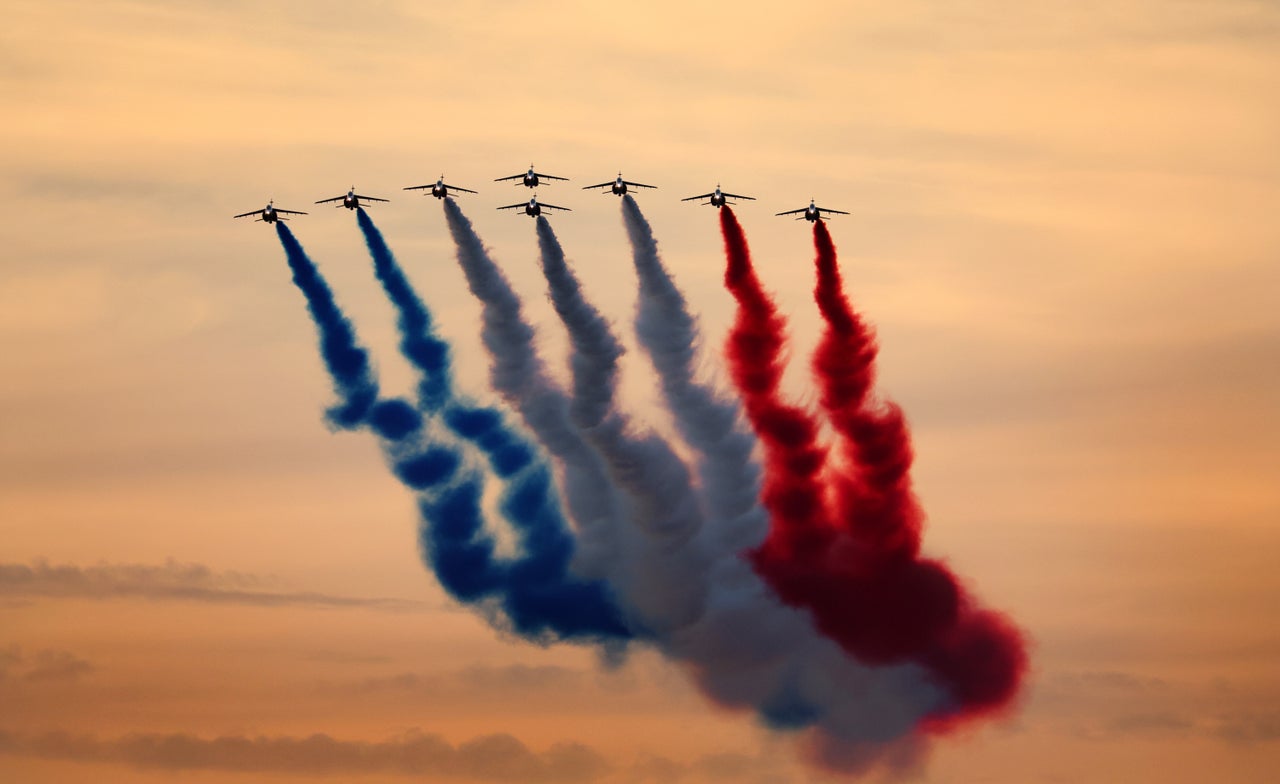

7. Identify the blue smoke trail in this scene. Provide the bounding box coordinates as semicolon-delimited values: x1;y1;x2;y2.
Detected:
352;207;635;644
277;219;632;643
354;207;452;414
275;223;379;428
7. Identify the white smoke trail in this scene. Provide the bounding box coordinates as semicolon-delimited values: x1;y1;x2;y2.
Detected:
535;216;712;630
443;199;704;630
621;195;768;553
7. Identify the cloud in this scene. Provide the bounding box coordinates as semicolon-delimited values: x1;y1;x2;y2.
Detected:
316;663;660;712
346;664;589;696
1213;711;1280;745
0;647;93;685
0;646;21;680
619;750;789;784
0;559;431;611
1103;712;1195;737
22;650;93;683
0;727;610;782
1035;669;1280;746
0;727;795;783
302;650;394;665
1037;670;1171;705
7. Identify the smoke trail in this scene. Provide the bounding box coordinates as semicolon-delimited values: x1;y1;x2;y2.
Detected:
279;219;632;646
620;196;767;553
440;198;635;599
533;215;709;628
275;223;379;428
595;200;952;773
716;210;1025;728
806;220;1027;720
717;208;832;559
438;207;940;765
355;207;453;414
810;219;921;559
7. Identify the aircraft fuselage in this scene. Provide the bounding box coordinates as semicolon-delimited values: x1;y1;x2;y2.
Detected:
522;172;540;188
342;193;359;209
431;181;448;198
610;179;627;195
710;189;726;207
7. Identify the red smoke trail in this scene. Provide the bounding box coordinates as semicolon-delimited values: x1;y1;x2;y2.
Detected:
808;220;1027;724
811;220;922;562
720;208;1027;729
720;207;830;562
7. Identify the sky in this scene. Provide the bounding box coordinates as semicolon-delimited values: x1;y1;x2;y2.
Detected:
2;0;1279;781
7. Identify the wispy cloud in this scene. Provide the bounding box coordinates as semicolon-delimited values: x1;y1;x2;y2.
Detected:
0;559;430;611
316;663;653;704
0;728;609;782
1213;711;1280;745
0;726;792;783
0;647;94;684
1035;669;1280;745
22;649;93;683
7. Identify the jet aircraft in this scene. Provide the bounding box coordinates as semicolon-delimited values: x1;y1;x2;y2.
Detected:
404;176;477;199
497;195;571;218
315;187;389;210
233;200;307;223
775;200;850;222
495;165;569;188
582;172;656;196
682;184;755;208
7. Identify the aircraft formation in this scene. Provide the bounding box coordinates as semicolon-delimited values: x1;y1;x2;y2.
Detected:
256;179;1029;779
234;165;847;223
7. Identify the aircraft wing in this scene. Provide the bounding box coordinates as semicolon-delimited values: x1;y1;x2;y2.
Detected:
450;186;478;194
536;173;569;181
403;184;430;191
775;208;807;216
722;192;755;201
682;193;715;201
494;174;525;182
818;207;850;215
497;202;526;210
622;180;656;189
233;209;265;219
276;208;308;215
540;202;572;211
315;196;345;204
581;182;615;190
356;195;389;202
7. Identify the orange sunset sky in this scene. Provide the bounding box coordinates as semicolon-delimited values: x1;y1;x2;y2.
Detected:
2;1;1278;782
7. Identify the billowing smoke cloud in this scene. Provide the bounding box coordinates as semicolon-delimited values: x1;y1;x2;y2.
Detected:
718;208;1027;728
270;203;1026;778
279;220;632;645
443;199;948;774
616;199;949;771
